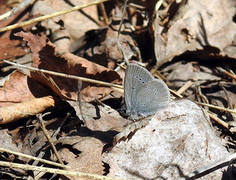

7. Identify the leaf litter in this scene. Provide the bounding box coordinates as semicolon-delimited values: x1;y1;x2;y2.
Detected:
0;0;236;179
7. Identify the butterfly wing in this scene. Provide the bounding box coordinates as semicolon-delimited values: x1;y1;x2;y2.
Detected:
124;64;154;112
132;79;170;118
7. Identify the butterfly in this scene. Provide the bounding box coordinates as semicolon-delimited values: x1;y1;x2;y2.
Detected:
124;63;170;120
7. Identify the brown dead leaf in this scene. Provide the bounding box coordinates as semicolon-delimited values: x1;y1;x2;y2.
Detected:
8;116;63;159
31;0;101;43
68;101;127;131
15;31;122;101
0;96;60;124
73;7;141;69
154;0;236;66
0;1;36;61
0;70;61;123
52;136;104;178
0;70;54;107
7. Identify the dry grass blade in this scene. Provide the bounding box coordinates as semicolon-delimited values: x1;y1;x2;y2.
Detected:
0;0;35;21
176;80;194;95
3;60;123;89
217;67;236;81
0;0;110;33
0;161;125;180
196;101;236;114
0;148;68;169
208;113;229;129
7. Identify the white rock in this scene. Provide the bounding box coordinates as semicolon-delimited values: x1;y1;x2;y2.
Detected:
103;100;230;179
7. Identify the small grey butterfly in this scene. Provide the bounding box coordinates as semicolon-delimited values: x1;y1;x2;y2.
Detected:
124;63;170;120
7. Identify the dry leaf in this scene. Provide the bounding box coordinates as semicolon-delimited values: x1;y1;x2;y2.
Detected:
0;96;60;124
15;31;122;101
68;101;127;131
52;136;105;179
31;0;100;42
0;1;37;61
0;70;54;107
154;0;236;66
0;129;20;152
74;7;141;69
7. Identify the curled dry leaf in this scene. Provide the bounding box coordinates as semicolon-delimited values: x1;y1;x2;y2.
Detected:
0;70;61;123
0;96;60;124
15;31;122;101
0;70;54;107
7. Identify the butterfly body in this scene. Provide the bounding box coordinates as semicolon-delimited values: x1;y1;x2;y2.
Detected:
124;64;170;120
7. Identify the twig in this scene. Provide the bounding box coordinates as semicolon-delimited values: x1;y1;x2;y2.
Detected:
151;68;172;87
0;0;110;33
196;101;236;114
97;3;110;25
37;113;65;168
176;153;236;180
217;67;236;81
52;113;71;138
208;113;229;129
117;0;128;40
176;80;194;95
116;0;130;65
169;88;183;98
0;0;35;21
219;83;233;109
0;161;124;180
3;60;123;89
0;148;68;169
196;84;209;104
